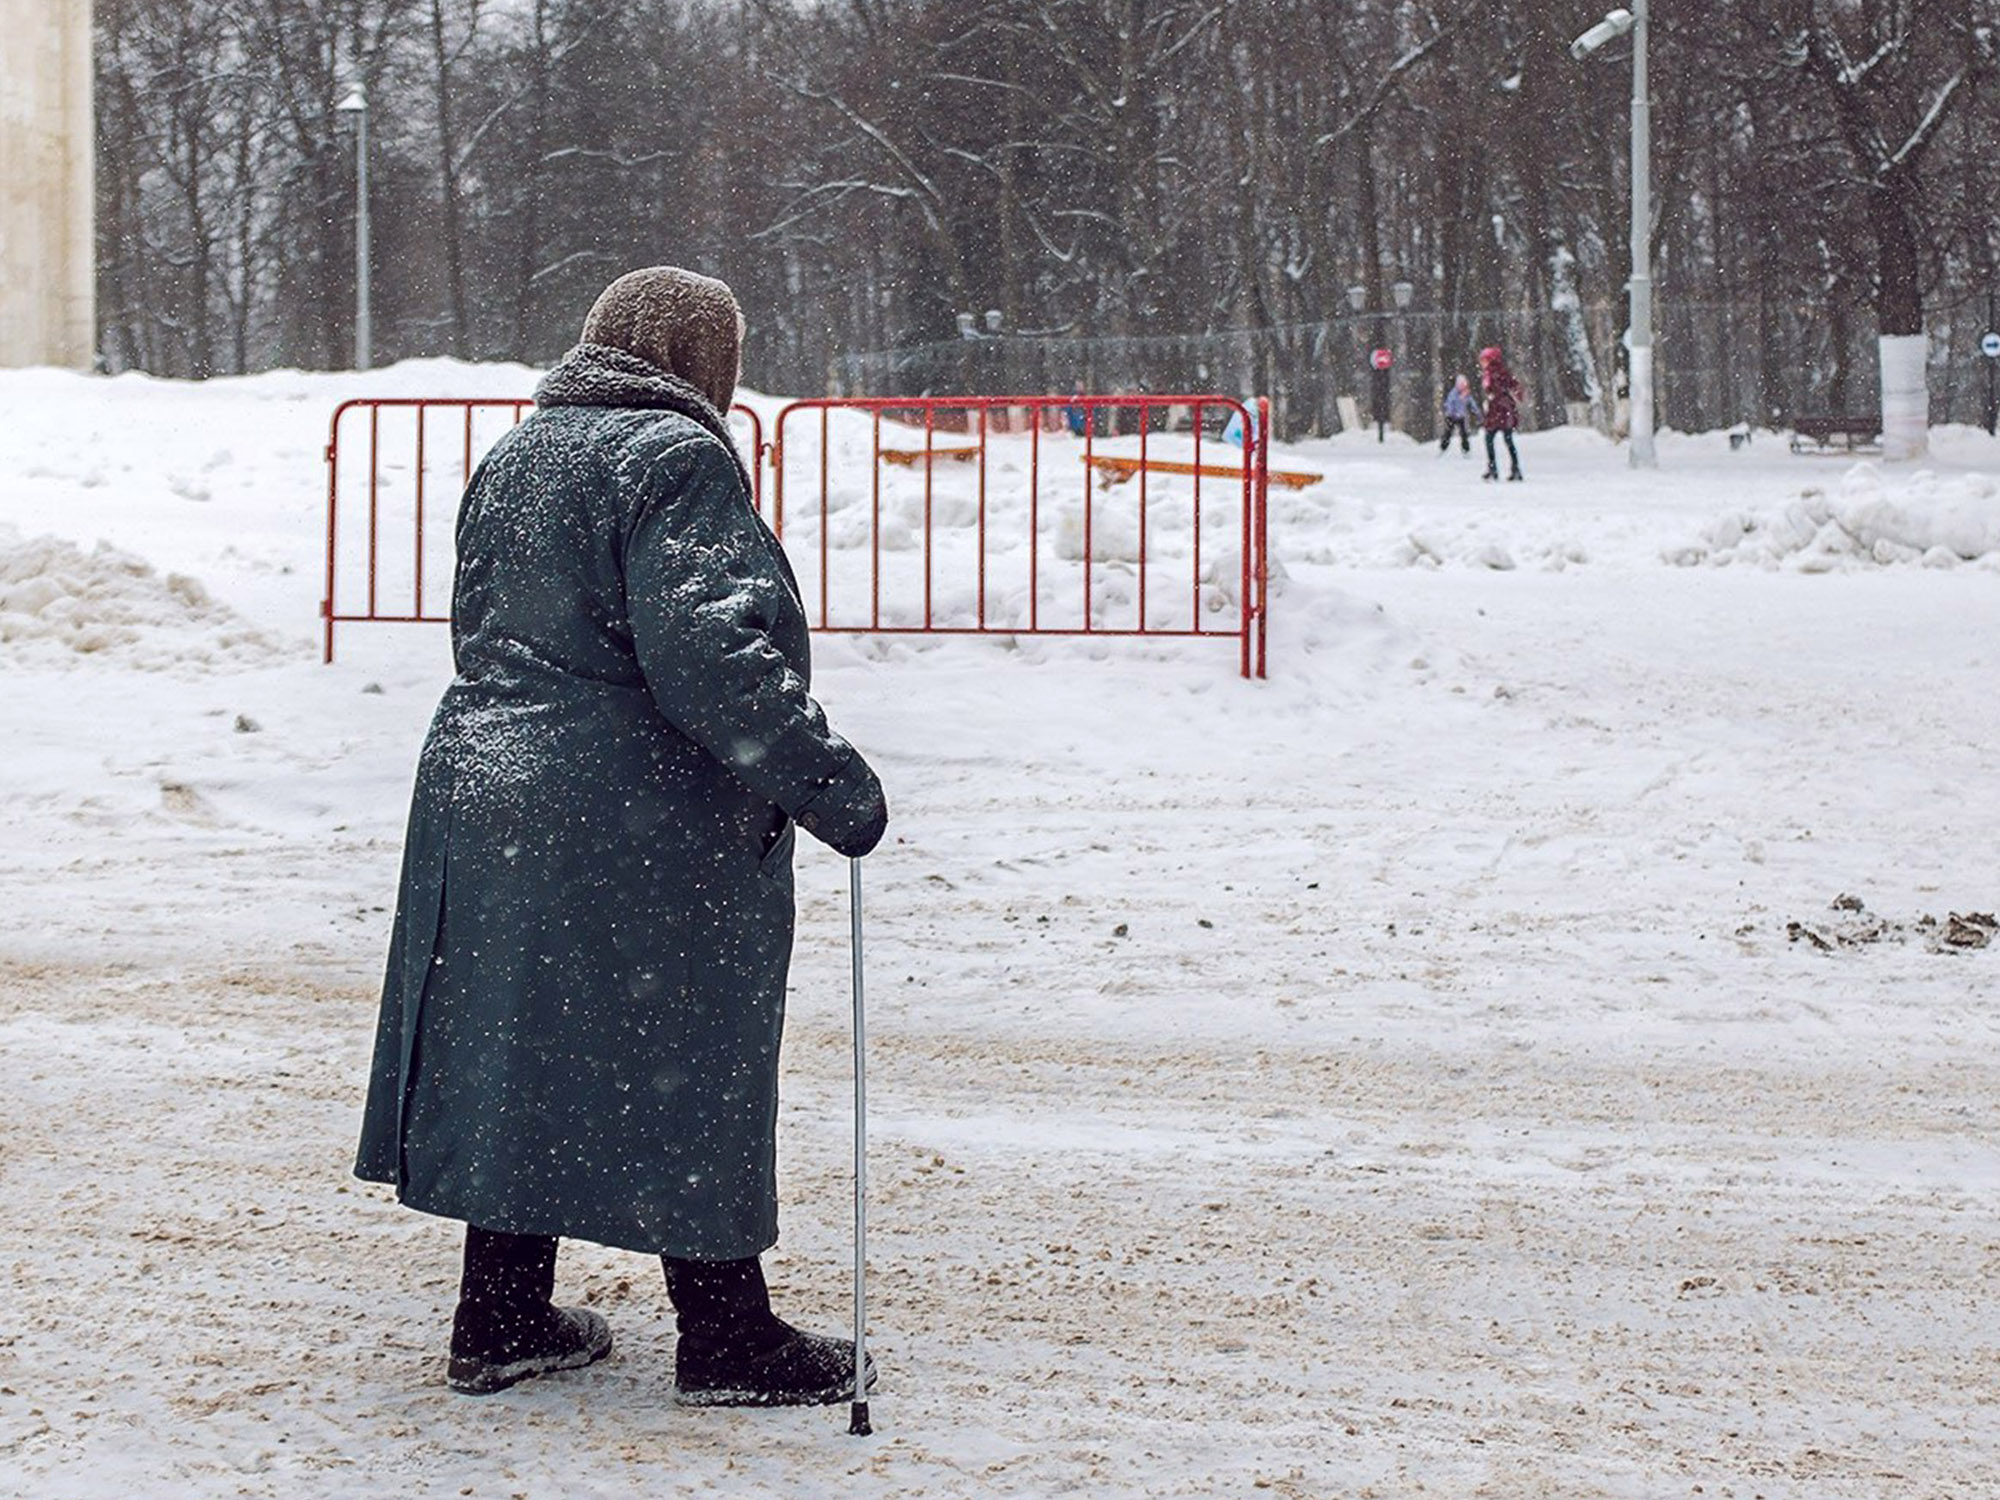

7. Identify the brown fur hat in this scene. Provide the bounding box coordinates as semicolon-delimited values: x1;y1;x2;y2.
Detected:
580;266;743;412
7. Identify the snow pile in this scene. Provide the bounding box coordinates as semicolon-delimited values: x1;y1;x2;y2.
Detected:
1389;528;1592;572
1289;510;1594;573
1669;465;2000;571
0;526;291;670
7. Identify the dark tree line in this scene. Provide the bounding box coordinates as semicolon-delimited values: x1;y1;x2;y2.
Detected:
97;0;2000;435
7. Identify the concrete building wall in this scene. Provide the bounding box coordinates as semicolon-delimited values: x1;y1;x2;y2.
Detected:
0;0;94;369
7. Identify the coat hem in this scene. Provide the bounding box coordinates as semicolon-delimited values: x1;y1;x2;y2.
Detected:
375;1179;780;1261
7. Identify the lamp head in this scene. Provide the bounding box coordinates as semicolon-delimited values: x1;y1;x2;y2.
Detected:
335;89;368;114
1570;8;1635;59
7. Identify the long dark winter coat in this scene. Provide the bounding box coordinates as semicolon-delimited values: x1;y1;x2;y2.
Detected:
354;343;885;1259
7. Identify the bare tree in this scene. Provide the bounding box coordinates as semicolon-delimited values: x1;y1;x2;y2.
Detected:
89;0;2000;438
1790;0;1998;455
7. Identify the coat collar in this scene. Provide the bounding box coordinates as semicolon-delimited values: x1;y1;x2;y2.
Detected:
536;344;751;492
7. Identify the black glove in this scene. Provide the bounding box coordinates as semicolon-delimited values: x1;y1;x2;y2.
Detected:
795;754;888;858
833;782;888;858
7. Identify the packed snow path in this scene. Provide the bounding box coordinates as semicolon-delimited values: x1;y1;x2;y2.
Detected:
1;365;1996;1497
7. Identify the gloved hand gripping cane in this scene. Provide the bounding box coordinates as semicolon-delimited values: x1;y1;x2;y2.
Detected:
848;856;873;1436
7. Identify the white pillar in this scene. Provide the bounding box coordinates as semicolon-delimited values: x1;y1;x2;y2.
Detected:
1878;334;1928;462
0;0;95;369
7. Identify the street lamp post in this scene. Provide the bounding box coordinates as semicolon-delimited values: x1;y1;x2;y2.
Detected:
336;88;372;371
1572;4;1655;469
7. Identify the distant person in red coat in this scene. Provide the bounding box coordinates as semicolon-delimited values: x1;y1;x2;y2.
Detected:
1479;346;1524;482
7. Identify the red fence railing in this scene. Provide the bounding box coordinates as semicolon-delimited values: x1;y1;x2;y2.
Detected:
322;392;1267;677
770;395;1268;678
320;397;765;661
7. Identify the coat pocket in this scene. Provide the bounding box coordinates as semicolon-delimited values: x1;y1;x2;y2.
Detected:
757;819;796;880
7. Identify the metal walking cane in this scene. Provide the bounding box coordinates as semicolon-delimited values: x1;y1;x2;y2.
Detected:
847;856;873;1436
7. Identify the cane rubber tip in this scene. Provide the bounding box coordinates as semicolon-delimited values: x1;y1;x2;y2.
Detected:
848;1401;872;1436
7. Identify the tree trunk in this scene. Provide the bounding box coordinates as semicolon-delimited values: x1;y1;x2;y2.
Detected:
430;0;471;357
508;0;551;362
1871;172;1928;459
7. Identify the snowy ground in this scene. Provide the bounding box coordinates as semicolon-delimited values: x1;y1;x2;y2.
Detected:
2;363;1997;1498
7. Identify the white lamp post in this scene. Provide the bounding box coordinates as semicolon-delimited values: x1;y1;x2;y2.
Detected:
335;88;372;371
1572;4;1655;469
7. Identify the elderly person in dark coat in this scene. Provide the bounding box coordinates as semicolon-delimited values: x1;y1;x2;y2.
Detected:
354;266;887;1406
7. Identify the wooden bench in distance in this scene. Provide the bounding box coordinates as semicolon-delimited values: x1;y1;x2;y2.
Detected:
1788;416;1882;454
1083;454;1323;489
879;446;981;467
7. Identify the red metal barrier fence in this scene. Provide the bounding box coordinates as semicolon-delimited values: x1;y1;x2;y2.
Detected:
321;398;765;661
322;392;1267;677
771;395;1268;678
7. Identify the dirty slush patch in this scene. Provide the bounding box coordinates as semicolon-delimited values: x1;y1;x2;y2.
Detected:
1784;893;1997;954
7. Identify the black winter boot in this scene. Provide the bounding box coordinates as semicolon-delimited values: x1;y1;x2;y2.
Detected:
663;1255;877;1409
447;1226;613;1395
